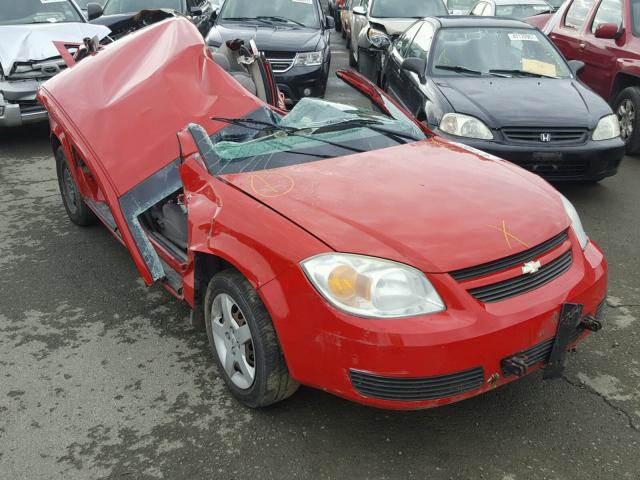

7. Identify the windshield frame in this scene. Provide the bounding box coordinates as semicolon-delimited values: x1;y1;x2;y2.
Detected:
0;0;84;26
428;26;573;79
218;0;321;28
102;0;184;15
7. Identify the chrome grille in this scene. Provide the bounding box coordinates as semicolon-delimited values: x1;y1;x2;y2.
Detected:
502;127;588;145
264;51;296;73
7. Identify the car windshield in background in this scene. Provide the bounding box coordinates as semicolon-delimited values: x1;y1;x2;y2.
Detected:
207;98;425;175
0;0;83;25
446;0;476;13
219;0;320;28
496;3;552;18
370;0;449;18
75;0;96;8
432;27;571;78
545;0;565;8
103;0;182;15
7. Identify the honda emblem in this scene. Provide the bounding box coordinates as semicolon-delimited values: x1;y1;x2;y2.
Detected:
540;133;552;142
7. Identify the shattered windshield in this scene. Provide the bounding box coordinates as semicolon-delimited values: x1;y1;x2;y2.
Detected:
0;0;83;25
103;0;182;15
206;98;426;175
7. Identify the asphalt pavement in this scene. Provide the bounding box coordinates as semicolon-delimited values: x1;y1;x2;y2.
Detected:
0;26;639;480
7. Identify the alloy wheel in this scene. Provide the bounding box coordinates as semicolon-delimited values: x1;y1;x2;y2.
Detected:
210;293;256;389
62;164;79;215
617;99;635;141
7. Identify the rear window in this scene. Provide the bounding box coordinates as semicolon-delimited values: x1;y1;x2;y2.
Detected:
370;0;448;18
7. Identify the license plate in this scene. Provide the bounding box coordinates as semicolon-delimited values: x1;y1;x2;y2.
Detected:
543;303;583;380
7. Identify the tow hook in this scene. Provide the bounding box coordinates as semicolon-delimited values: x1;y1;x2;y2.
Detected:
501;355;529;377
579;316;603;332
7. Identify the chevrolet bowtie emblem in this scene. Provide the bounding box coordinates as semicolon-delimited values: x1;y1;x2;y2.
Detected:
522;260;542;275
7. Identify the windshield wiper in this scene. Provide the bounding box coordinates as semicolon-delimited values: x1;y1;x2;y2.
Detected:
221;16;274;25
434;65;482;76
312;119;424;143
489;69;557;79
256;16;306;27
211;117;367;154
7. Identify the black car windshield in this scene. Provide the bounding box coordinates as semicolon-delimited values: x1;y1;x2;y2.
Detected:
370;0;449;18
220;0;320;28
103;0;182;15
495;3;552;18
0;0;83;25
205;97;426;176
432;27;571;78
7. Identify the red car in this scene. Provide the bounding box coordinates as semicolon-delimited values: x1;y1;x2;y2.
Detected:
39;18;607;410
543;0;640;153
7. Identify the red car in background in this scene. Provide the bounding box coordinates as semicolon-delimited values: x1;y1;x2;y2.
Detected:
39;18;607;410
543;0;640;153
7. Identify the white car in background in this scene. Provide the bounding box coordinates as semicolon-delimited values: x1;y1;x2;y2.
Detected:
0;0;110;128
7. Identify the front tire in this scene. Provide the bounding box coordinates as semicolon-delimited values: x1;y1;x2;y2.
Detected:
204;270;299;408
349;44;358;68
55;147;96;226
614;86;640;155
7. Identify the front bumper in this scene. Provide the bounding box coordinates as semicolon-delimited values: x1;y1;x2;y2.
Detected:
274;60;330;105
0;80;48;128
435;130;625;182
260;238;607;410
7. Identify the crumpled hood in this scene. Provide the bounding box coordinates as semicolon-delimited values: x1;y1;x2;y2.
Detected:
369;17;420;36
223;138;570;273
436;77;610;128
208;22;321;52
0;23;110;76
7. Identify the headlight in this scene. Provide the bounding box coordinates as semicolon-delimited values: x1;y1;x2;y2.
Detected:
560;195;588;249
439;113;493;140
301;254;445;318
367;27;389;49
592;114;620;141
295;51;324;66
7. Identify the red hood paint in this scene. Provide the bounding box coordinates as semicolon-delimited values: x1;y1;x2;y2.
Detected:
40;18;263;196
224;138;570;273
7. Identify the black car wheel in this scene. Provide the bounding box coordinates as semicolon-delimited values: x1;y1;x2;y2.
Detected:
614;86;640;155
204;270;299;408
349;44;358;68
55;147;97;226
335;14;342;32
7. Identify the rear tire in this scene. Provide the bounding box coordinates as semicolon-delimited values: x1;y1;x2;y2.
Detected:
614;86;640;155
55;147;96;226
349;44;358;68
204;270;299;408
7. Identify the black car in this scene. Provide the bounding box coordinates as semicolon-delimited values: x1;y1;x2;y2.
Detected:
87;0;216;37
206;0;333;105
381;17;624;182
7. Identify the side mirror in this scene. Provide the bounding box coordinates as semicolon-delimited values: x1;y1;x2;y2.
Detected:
325;16;335;29
190;6;204;16
86;3;103;21
594;23;622;39
353;6;367;15
401;57;427;83
567;59;585;76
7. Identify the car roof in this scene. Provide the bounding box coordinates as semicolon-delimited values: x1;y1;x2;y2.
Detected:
430;16;536;29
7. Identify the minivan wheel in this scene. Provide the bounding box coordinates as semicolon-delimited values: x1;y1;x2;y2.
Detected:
55;147;96;226
204;270;299;408
614;86;640;155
